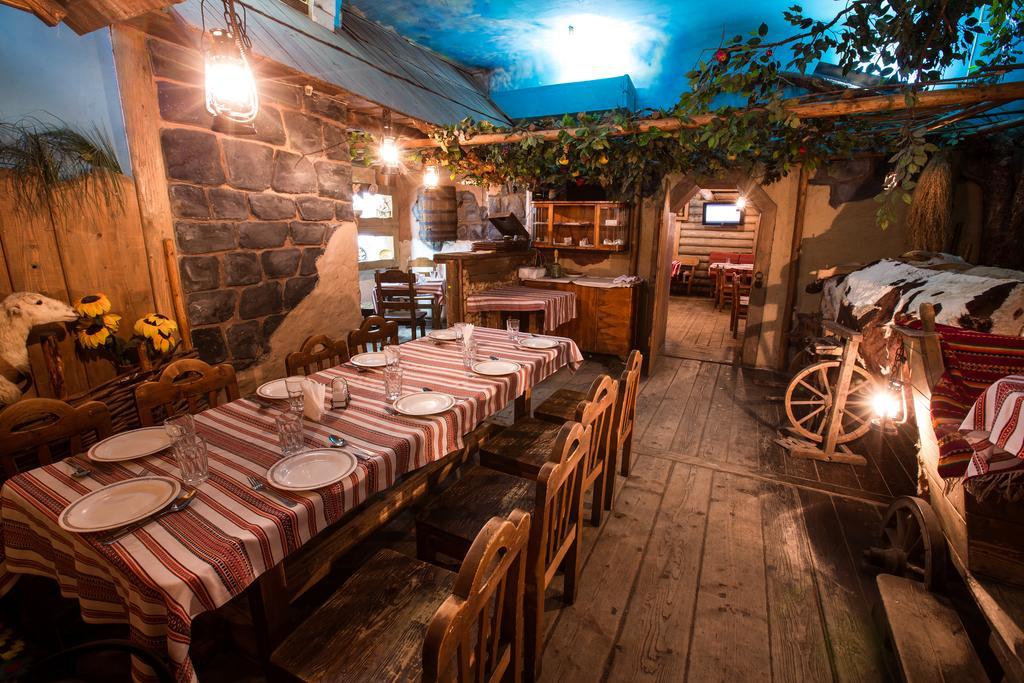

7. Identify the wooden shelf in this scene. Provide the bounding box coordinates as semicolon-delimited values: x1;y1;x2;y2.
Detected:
534;243;627;253
533;201;630;253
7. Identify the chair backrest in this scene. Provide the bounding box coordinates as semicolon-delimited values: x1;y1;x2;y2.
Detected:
576;375;619;480
135;359;239;426
424;509;531;683
534;421;590;582
738;253;755;264
0;398;112;477
348;315;400;353
374;269;416;313
615;350;643;444
285;334;350;376
733;272;754;297
678;255;700;267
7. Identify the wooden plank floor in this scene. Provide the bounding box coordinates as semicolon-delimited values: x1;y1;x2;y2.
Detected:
529;355;911;682
663;295;743;364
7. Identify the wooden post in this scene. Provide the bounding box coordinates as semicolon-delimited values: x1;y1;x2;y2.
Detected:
39;334;66;399
110;26;177;322
777;165;809;369
163;238;192;350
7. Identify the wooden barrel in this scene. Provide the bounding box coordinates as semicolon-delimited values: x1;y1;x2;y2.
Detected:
415;186;458;246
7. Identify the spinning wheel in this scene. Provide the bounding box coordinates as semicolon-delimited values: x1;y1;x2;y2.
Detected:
784;360;876;444
865;496;947;591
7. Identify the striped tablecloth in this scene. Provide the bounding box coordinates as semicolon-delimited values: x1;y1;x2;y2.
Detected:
0;327;581;682
466;286;577;332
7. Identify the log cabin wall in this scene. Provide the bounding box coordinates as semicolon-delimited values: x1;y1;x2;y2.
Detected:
676;189;760;294
140;34;363;391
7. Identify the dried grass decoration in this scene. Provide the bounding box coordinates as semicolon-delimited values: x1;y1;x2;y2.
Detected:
906;151;954;252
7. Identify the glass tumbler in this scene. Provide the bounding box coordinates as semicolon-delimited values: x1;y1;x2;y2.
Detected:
462;339;478;371
384;344;401;367
174;436;209;487
506;318;520;341
383;365;404;402
285;376;306;413
275;411;305;456
164;414;196;445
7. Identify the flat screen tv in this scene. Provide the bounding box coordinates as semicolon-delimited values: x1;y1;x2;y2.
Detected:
702;202;744;226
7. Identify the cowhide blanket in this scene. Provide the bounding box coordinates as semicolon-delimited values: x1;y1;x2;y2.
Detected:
820;258;1024;374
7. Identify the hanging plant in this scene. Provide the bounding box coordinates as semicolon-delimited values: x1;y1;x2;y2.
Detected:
0;117;124;220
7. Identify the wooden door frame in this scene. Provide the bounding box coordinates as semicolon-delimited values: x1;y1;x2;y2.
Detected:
649;172;778;368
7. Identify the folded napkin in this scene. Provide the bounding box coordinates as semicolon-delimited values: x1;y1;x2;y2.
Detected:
463;323;475;343
303;380;327;422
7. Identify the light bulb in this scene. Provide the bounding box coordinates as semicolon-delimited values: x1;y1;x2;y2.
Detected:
379;136;399;166
735;196;747;210
204;28;259;124
871;388;901;419
423;164;440;188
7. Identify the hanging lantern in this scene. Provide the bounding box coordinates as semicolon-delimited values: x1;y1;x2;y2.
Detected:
871;378;908;426
423;164;440;189
203;0;259;133
378;109;400;169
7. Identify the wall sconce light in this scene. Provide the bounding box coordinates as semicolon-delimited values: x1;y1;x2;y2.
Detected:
423;164;440;189
735;195;747;210
203;0;259;133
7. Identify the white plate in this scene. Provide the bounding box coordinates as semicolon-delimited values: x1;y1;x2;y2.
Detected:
517;336;559;350
58;477;182;533
267;449;359;491
88;427;172;463
257;378;289;399
472;360;521;376
393;392;455;416
427;329;459;341
350;352;387;368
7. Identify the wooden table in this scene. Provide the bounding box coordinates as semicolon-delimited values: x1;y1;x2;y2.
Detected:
0;328;582;682
466;286;577;333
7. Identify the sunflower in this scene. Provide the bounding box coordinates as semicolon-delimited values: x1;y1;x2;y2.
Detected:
73;293;111;318
102;313;121;332
150;330;176;354
134;313;178;339
76;322;111;349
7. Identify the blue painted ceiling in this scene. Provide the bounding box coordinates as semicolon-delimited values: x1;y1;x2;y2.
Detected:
347;0;848;111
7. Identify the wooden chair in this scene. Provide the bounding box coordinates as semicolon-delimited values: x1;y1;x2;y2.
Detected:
135;358;239;426
535;350;643;476
374;269;428;339
271;510;531;683
416;421;589;681
672;255;700;295
347;315;399;354
285;334;350;376
0;398;112;477
480;375;618;526
731;272;753;338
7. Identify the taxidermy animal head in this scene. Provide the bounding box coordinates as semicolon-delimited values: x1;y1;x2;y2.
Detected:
0;292;78;406
2;292;78;327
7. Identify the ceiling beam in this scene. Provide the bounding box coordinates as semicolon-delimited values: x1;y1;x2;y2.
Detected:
1;0;66;25
402;80;1024;149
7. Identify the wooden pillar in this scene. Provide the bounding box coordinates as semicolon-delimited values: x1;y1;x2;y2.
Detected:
110;26;177;322
777;165;809;369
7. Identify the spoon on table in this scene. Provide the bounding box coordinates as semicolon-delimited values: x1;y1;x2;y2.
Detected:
100;489;197;544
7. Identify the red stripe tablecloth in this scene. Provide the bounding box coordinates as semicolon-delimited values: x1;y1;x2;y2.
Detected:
466;286;577;331
0;327;581;682
380;280;445;305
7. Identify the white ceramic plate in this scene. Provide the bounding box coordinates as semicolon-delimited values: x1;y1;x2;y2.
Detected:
88;427;172;463
267;449;359;491
517;336;559;350
58;477;182;533
427;329;459;341
472;360;521;376
350;352;387;368
393;392;455;416
256;378;288;399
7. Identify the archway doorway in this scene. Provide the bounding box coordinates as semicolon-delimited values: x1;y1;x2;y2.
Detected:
651;173;778;367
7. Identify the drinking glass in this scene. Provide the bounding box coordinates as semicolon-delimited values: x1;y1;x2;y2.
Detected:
453;322;465;344
506;318;521;341
383;365;404;402
164;414;197;445
384;344;401;367
462;338;478;371
331;377;350;410
275;411;305;456
174;436;209;487
285;376;306;413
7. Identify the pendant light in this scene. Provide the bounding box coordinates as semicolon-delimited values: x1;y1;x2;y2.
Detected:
203;0;259;133
423;164;440;189
379;109;400;168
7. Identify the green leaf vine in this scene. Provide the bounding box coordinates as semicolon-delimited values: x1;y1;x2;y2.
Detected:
421;0;1023;226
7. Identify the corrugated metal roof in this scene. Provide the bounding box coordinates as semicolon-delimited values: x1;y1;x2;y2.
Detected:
171;0;511;127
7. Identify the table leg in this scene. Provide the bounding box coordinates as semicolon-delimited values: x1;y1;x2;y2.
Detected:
249;563;289;673
515;386;532;420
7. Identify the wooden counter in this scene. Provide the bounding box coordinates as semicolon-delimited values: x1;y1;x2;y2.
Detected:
434;250;537;324
523;278;641;358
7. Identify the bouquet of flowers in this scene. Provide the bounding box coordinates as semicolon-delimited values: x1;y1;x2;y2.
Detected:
73;293;179;366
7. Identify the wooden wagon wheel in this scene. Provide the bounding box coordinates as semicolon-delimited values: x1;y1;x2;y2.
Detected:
864;496;947;591
784;360;876;444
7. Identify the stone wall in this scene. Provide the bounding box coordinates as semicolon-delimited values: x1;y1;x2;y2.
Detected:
146;36;361;382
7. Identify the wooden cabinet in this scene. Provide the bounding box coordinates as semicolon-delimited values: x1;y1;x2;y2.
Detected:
523;280;641;358
532;202;629;252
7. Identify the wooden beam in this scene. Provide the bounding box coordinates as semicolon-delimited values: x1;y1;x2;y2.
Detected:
777;165;809;369
403;81;1024;149
0;0;66;25
110;26;177;321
